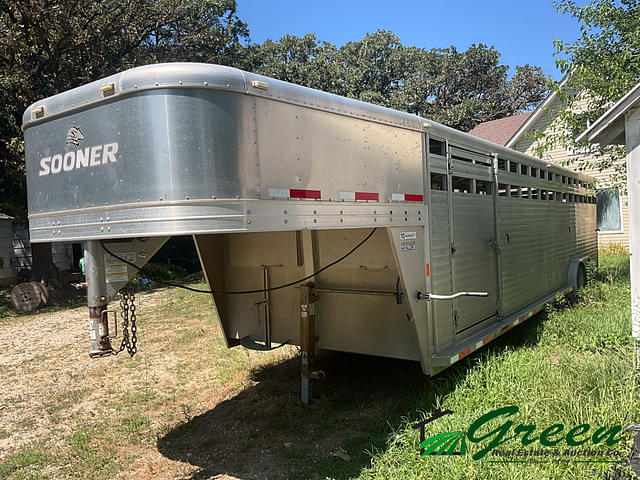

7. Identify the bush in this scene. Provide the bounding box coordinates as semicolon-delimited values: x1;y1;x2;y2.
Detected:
138;262;188;283
599;243;628;255
595;252;630;285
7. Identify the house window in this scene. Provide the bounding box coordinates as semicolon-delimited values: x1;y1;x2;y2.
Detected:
596;188;623;232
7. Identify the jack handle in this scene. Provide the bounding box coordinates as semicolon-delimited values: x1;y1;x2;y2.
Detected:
101;309;119;338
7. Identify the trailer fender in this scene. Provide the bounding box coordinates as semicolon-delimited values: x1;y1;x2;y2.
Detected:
568;257;589;293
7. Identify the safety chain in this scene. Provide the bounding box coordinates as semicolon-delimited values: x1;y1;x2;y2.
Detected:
112;291;138;357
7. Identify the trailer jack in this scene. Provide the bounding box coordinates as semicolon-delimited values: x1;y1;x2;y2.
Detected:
85;240;113;357
300;285;323;405
85;240;139;358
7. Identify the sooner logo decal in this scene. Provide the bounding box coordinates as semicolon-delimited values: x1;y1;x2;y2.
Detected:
38;126;119;176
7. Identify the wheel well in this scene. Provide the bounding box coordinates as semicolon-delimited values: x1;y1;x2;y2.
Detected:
568;257;588;292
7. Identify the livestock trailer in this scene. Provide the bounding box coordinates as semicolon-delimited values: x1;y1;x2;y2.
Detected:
22;63;597;402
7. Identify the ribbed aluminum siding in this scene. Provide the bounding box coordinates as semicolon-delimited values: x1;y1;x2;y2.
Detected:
430;191;454;350
499;199;596;316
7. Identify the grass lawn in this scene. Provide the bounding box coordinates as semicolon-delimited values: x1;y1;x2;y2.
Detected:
0;252;637;479
359;252;638;479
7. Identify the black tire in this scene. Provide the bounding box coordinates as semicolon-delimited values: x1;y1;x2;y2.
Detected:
576;263;587;291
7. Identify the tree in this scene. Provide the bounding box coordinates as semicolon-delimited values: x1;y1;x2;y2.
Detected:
247;30;550;132
0;0;247;282
333;30;407;105
397;45;549;131
534;0;639;181
241;33;343;93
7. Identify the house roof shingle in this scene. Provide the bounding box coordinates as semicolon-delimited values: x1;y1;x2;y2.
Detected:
467;112;533;146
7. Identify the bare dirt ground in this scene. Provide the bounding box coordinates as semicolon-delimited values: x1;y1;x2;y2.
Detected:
0;285;429;480
0;287;287;479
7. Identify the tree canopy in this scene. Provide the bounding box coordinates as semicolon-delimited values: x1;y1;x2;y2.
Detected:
244;30;549;132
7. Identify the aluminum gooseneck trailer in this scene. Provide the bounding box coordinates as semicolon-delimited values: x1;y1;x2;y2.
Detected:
22;63;597;402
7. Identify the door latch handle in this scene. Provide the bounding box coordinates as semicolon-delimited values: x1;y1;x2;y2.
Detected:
416;291;489;301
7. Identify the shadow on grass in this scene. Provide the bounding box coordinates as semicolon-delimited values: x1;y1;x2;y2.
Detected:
157;310;548;480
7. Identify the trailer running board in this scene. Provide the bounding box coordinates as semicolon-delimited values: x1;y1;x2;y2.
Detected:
431;286;574;367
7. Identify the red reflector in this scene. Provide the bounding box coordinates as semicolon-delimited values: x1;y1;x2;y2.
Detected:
354;192;379;201
290;189;321;199
404;194;424;202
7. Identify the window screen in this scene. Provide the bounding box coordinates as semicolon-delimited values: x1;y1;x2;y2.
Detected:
596;188;622;232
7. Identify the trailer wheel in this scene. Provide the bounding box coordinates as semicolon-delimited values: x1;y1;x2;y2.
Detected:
576;263;587;291
567;258;588;302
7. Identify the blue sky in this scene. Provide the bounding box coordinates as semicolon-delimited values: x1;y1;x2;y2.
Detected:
237;0;583;81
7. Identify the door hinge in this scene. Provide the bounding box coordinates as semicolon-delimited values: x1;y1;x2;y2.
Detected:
488;236;501;253
453;310;458;328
